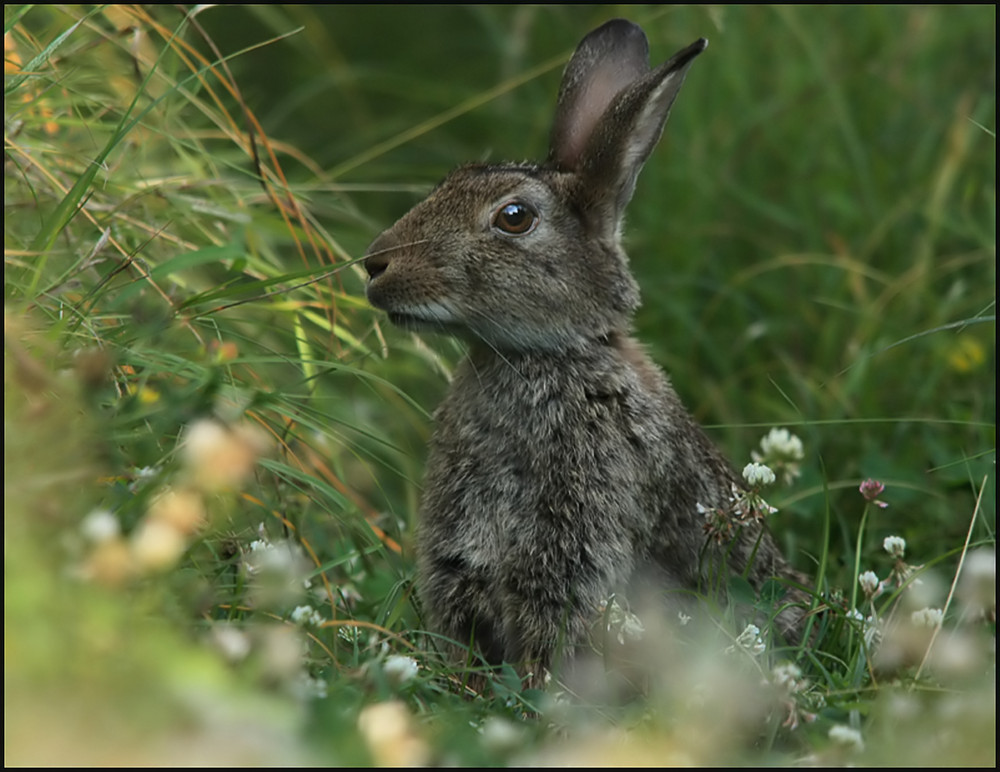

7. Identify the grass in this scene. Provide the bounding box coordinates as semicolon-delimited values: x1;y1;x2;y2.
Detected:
4;4;995;766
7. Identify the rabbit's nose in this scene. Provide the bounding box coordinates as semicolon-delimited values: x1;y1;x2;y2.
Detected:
364;230;397;280
363;249;391;281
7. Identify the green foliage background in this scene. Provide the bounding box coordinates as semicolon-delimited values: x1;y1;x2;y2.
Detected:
5;4;995;765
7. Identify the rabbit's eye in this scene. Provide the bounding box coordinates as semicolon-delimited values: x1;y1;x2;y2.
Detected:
492;201;538;236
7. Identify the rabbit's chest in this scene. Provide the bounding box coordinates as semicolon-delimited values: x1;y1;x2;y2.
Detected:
422;367;658;549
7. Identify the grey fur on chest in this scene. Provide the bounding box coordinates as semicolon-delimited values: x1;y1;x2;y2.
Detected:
415;348;677;658
425;348;661;531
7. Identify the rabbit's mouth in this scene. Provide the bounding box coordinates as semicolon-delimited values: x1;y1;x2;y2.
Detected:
386;307;464;335
388;311;434;329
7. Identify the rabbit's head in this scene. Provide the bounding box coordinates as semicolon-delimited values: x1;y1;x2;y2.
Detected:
364;20;706;353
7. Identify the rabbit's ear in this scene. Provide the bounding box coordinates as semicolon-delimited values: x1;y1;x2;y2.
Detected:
549;20;706;228
549;20;651;173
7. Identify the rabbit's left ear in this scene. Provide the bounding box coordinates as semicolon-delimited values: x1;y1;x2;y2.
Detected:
548;20;706;225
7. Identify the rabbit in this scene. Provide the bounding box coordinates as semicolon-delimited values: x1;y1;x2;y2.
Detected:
363;19;809;688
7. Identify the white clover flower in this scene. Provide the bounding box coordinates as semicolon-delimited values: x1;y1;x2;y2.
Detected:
243;535;313;608
603;597;646;644
244;538;306;578
883;535;906;558
859;570;881;597
478;717;523;754
619;613;645;643
384;655;420;686
828;724;864;753
758;427;804;460
80;508;120;543
211;624;252;662
128;465;161;492
846;608;882;648
742;623;761;639
742;461;776;487
292;672;328;700
772;662;804;694
752;428;804;484
910;607;944;628
728;623;766;655
745;492;779;517
290;604;324;627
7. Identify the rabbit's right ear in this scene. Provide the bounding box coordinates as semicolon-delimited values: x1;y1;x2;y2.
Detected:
548;20;706;233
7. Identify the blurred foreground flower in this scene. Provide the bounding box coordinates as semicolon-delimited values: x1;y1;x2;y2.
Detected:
770;662;815;730
131;517;191;572
79;418;265;581
771;662;805;694
479;717;524;755
210;624;252;663
146;486;206;535
81;536;135;585
182;418;270;492
80;508;120;543
129;487;207;571
847;608;882;649
910;607;944;628
877;604;988;680
959;548;995;618
601;596;646;645
290;605;325;628
243;531;313;610
358;701;430;766
383;655;419;687
828;724;864;753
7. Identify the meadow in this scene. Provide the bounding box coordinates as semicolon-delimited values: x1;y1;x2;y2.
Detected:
5;5;995;765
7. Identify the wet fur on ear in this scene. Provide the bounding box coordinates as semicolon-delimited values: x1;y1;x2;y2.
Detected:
548;20;707;231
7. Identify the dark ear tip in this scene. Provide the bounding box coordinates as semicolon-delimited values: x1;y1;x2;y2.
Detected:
684;37;709;58
666;37;708;72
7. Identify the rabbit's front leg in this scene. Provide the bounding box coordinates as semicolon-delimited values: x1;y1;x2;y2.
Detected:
418;547;509;667
498;514;635;686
